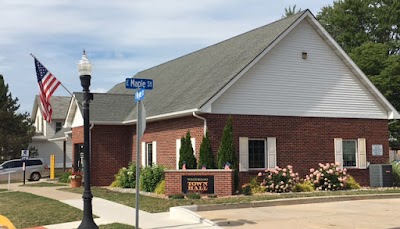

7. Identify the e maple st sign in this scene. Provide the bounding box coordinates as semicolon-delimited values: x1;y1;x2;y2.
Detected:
182;176;214;194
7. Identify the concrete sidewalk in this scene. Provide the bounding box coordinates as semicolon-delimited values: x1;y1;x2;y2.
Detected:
0;181;219;229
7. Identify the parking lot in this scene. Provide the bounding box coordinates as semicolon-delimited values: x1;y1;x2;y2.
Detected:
198;198;400;229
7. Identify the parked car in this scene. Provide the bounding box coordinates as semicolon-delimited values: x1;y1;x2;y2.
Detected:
0;158;49;181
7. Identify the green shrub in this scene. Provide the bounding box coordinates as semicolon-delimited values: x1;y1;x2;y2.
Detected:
207;194;217;198
155;180;165;194
292;180;314;192
306;163;347;191
241;183;252;195
58;171;72;183
249;177;266;194
198;131;216;169
178;131;197;169
392;162;400;186
186;193;201;199
113;162;137;188
345;175;361;189
259;165;299;193
140;165;165;192
169;193;185;199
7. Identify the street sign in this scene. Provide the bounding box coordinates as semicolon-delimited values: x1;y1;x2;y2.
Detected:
21;149;29;161
135;88;145;102
126;78;153;90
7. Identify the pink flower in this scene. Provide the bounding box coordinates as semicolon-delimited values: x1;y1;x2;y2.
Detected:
282;168;287;172
282;173;287;177
335;162;341;166
310;168;315;173
287;165;293;169
268;175;272;179
328;169;334;174
310;174;314;178
258;172;263;176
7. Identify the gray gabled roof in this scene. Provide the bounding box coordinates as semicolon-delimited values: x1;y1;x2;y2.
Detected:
73;93;135;122
108;11;305;120
32;96;72;119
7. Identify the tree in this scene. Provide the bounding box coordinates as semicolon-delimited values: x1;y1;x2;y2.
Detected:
198;130;215;169
283;5;302;18
317;0;400;54
178;131;197;169
0;75;35;159
217;116;239;190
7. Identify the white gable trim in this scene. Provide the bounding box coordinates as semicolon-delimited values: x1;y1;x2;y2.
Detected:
305;12;400;119
200;12;309;113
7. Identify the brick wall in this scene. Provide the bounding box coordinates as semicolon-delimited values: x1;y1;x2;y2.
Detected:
72;125;132;186
73;114;389;187
165;169;234;196
132;116;204;169
205;114;389;186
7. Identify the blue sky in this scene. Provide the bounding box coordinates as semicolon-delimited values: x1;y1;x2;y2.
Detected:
0;0;334;114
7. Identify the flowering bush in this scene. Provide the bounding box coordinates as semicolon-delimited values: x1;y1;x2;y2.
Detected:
241;183;252;195
259;165;300;193
69;171;82;180
111;162;137;188
306;163;348;191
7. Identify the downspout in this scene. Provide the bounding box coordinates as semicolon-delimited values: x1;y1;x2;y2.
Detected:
193;112;207;136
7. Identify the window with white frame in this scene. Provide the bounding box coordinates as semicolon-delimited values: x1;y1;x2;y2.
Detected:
343;140;357;167
249;139;266;169
146;142;153;167
55;122;62;133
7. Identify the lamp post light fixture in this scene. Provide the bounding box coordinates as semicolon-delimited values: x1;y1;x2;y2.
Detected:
77;50;98;229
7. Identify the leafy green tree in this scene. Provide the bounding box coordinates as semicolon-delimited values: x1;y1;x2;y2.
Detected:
349;42;389;76
0;75;35;159
283;5;302;18
178;131;197;169
198;131;215;169
317;0;400;54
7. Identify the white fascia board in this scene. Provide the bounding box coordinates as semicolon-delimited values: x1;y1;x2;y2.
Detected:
63;95;78;128
305;12;400;119
200;12;309;112
123;108;198;124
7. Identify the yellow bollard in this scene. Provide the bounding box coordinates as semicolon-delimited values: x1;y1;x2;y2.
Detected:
50;154;55;179
0;214;16;229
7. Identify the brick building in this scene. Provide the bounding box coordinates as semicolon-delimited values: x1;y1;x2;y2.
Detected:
64;10;399;187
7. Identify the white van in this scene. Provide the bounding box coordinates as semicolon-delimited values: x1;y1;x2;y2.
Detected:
0;158;49;181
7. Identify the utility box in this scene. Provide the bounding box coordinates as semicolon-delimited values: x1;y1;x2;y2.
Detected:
369;164;393;187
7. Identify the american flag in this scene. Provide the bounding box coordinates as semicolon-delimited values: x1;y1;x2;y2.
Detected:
34;58;61;123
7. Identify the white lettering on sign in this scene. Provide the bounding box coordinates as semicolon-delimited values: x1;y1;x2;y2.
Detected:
131;80;147;88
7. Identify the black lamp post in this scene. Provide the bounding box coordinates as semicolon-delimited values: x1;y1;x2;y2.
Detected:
77;50;98;229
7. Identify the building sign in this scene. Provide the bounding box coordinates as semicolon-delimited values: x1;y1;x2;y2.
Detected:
372;144;383;156
182;176;214;194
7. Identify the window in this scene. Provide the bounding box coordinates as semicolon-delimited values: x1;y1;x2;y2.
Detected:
343;140;357;167
249;139;266;169
146;143;153;167
55;122;62;133
26;159;43;166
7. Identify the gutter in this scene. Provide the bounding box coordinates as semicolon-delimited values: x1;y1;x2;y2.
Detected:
192;112;207;136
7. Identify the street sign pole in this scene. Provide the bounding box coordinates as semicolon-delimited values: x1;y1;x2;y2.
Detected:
23;161;26;185
135;97;141;229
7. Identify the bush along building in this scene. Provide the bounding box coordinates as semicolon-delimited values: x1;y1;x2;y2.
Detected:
64;10;399;187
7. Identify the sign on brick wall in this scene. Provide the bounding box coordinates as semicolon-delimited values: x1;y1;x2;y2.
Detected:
182;176;214;194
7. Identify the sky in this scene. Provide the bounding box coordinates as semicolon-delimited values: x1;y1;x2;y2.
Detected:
0;0;334;114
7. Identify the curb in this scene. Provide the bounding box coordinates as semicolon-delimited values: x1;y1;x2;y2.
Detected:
170;206;220;227
196;193;400;211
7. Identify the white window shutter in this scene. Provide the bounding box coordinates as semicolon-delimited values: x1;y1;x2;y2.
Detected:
152;141;157;165
239;137;249;171
176;139;181;169
358;138;367;169
190;138;196;156
267;137;277;169
141;142;146;167
334;138;343;169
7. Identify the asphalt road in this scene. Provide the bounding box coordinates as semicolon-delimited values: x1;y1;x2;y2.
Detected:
198;198;400;229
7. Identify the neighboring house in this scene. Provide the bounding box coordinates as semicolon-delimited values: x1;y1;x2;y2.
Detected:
65;10;399;186
30;96;73;169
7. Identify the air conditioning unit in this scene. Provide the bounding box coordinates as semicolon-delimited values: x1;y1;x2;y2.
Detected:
369;164;393;187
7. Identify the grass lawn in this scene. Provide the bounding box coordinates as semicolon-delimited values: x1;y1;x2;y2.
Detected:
21;182;68;187
0;189;7;192
62;187;400;213
99;223;135;229
0;191;83;228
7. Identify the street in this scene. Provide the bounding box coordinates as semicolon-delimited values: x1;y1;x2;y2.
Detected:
199;198;400;229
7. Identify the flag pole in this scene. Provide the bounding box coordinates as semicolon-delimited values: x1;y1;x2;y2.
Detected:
30;53;74;97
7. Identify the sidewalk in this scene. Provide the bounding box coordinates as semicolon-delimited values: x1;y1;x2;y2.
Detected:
0;181;219;229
